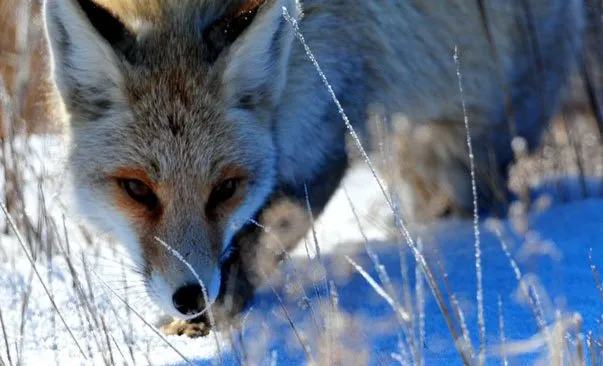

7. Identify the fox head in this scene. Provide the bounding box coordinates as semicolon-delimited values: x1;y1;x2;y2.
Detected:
44;0;300;319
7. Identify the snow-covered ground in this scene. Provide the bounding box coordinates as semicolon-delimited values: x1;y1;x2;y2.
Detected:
0;135;602;365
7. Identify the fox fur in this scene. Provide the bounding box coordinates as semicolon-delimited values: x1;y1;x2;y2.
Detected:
43;0;585;330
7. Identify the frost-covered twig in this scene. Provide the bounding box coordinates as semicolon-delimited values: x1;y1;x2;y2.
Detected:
345;255;410;323
282;7;415;248
343;187;420;363
0;200;87;359
88;264;195;366
454;45;485;365
498;295;508;366
259;268;315;363
154;237;224;363
588;248;603;305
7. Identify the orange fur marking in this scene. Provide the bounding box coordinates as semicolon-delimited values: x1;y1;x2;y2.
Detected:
235;0;266;15
217;164;248;181
108;167;168;273
108;167;163;221
110;167;155;187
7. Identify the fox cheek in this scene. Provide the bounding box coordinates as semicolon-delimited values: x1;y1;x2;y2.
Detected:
137;229;174;276
107;192;168;274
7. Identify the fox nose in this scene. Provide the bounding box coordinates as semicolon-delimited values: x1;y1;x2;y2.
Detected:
172;284;205;316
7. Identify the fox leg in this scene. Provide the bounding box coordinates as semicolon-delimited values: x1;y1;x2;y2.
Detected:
385;119;511;222
205;195;311;327
160;319;210;338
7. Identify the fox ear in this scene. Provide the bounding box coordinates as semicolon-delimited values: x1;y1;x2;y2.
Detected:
219;0;300;111
44;0;134;121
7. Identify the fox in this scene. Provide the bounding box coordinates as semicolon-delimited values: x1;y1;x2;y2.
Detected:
43;0;585;335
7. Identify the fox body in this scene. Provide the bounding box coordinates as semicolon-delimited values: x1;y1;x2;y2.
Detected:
44;0;584;325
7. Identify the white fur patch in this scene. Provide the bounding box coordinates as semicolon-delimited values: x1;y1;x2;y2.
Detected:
148;272;187;319
74;185;144;267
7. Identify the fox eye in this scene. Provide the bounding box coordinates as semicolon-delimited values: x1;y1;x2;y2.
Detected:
119;179;158;209
209;178;240;205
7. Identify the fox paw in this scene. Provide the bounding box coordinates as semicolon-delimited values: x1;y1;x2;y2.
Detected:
160;318;210;338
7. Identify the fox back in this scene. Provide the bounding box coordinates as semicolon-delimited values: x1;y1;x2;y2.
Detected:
272;0;584;219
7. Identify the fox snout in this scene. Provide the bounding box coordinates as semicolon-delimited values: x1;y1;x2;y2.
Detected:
172;284;206;316
148;254;222;319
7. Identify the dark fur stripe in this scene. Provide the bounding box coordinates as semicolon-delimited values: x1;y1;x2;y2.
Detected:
76;0;135;56
203;0;266;63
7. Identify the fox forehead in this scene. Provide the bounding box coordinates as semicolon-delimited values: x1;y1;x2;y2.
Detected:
70;72;259;187
95;105;254;184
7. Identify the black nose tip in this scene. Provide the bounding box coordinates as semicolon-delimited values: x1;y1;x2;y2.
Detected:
172;284;205;316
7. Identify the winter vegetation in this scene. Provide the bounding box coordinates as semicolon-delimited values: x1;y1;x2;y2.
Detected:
1;1;603;365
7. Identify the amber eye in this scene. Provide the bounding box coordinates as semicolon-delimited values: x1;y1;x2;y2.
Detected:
209;178;240;205
119;179;158;209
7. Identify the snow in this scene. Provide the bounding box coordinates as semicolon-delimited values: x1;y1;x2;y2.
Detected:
0;134;602;365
